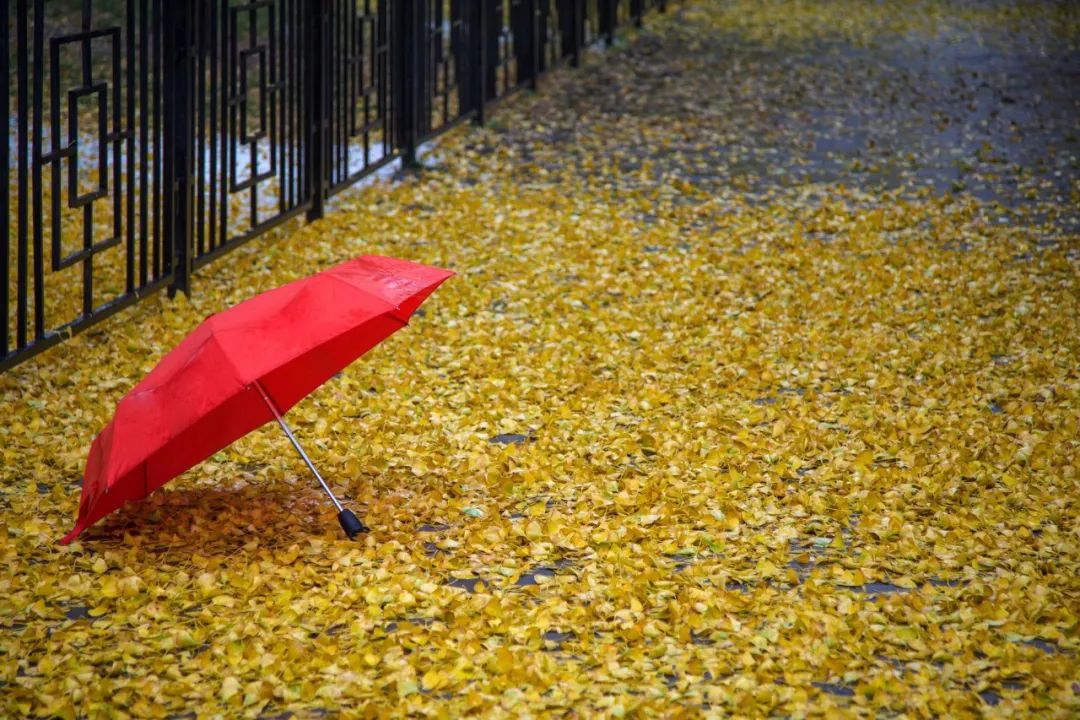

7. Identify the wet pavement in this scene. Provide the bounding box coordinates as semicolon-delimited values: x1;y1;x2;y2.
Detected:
488;0;1079;233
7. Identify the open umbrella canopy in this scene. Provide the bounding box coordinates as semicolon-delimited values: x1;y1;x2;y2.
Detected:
61;255;454;544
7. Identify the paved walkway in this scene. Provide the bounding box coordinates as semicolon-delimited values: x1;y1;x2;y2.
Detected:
1;1;1077;717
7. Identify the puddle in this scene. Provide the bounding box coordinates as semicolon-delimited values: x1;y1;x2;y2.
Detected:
489;433;537;445
1018;638;1062;654
64;605;91;621
516;568;557;586
516;559;574;586
840;582;912;597
812;681;855;697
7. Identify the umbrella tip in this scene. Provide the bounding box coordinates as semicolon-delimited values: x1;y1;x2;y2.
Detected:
337;509;370;539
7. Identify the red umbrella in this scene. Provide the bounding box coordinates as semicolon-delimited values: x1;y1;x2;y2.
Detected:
60;255;454;544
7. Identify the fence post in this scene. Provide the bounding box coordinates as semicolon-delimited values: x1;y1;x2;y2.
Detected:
570;0;582;67
395;0;420;164
528;0;540;90
164;0;194;297
473;1;487;125
601;0;615;46
515;0;539;90
1;0;8;357
488;1;501;101
306;0;329;221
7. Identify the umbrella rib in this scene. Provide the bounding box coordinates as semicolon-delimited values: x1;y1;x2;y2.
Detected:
253;380;344;513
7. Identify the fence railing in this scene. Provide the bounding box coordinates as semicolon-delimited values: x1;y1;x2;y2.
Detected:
2;0;669;372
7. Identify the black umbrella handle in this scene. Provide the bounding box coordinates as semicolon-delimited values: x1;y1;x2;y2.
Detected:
338;509;370;538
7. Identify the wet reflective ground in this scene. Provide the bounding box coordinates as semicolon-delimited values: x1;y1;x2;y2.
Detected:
490;0;1079;234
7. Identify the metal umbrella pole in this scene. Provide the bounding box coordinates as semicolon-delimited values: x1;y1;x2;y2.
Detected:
254;380;369;538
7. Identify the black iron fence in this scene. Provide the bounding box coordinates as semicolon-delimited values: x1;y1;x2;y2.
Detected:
2;0;668;372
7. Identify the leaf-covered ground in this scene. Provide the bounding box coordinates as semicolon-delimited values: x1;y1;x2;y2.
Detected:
2;1;1078;717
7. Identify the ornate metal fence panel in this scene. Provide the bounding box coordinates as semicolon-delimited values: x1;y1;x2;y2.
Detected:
488;0;525;101
421;0;471;138
230;1;296;237
538;0;569;72
3;0;170;371
2;0;672;371
325;0;393;195
185;0;314;267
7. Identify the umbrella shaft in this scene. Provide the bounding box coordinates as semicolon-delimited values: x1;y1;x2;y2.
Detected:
254;381;344;513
